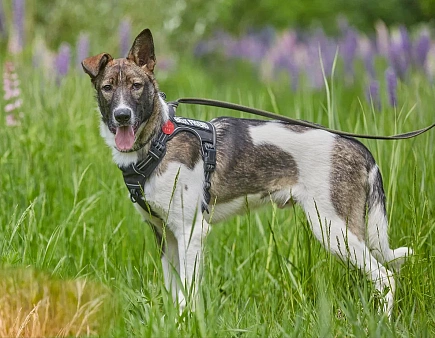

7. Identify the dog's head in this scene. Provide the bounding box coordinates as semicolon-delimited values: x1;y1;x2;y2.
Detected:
82;29;160;152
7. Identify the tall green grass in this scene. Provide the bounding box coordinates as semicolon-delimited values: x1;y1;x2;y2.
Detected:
1;56;434;337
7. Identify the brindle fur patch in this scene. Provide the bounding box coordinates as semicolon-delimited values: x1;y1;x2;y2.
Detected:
330;136;376;240
209;117;299;203
159;132;201;173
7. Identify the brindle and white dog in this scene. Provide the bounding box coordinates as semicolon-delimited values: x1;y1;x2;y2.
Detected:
82;28;411;316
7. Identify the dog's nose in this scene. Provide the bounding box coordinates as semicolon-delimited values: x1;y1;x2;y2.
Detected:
114;108;132;124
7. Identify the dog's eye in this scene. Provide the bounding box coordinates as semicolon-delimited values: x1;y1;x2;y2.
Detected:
102;84;112;92
132;83;143;90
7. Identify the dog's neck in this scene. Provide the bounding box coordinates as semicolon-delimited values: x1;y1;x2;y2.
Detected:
109;95;170;168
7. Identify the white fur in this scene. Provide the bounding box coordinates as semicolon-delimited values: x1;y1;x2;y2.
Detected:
366;166;412;270
137;161;209;307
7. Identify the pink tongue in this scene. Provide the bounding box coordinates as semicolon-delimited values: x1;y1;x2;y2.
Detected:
115;126;135;151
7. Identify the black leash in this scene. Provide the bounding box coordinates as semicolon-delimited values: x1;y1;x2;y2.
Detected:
172;97;435;140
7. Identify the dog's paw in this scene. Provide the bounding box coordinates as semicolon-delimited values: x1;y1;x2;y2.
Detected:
390;246;413;271
177;291;187;314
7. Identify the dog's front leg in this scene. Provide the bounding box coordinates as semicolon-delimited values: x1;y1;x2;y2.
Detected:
160;228;180;303
171;209;209;312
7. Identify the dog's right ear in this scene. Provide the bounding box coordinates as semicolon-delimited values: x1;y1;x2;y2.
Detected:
81;53;113;80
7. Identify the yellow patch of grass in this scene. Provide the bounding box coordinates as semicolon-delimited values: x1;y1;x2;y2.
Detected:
0;267;115;337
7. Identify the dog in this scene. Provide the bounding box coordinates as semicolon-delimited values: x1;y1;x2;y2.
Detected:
82;28;412;317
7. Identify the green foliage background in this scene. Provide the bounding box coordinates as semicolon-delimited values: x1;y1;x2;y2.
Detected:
1;0;434;53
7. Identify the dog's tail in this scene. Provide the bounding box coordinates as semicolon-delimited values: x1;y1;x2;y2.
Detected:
366;165;412;270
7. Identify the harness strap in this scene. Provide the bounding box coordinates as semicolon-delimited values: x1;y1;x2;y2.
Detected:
120;104;216;214
174;97;435;140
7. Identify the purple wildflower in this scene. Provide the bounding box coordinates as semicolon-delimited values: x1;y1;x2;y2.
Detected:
388;42;408;80
12;0;25;51
375;21;389;57
6;114;20;126
356;36;376;79
0;0;6;38
3;61;22;126
262;30;298;84
426;45;435;80
312;28;336;78
340;28;358;77
56;43;71;78
385;68;398;107
399;25;412;62
225;28;273;63
76;33;90;68
414;29;431;71
119;19;131;57
366;80;381;111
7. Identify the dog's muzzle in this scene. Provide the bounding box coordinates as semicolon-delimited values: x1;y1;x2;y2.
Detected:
114;107;133;124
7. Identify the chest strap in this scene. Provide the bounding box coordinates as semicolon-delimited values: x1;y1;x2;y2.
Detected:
120;104;216;214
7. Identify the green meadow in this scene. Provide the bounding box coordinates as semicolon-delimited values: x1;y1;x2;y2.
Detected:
1;42;435;337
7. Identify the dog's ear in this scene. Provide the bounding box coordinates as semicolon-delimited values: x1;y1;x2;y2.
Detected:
127;29;156;72
81;53;113;80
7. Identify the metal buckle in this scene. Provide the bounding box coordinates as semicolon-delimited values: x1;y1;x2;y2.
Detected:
203;146;216;172
149;140;165;160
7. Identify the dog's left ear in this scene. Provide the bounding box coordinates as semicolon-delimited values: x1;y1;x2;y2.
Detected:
127;28;156;72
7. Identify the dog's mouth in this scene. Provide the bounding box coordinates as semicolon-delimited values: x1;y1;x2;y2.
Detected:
109;121;142;152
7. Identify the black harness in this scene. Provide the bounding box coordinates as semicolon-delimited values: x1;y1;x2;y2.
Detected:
119;103;216;214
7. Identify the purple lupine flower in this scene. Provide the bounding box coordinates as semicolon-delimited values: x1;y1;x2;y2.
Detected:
226;30;272;64
340;28;358;78
399;25;412;62
414;29;431;71
358;36;376;79
76;33;90;68
0;0;7;38
261;30;297;83
56;43;71;78
13;0;25;51
119;19;131;57
3;61;22;126
426;45;435;80
364;51;376;79
385;68;398;107
388;42;408;80
303;29;336;89
375;21;389;57
6;114;20;126
366;80;381;111
312;28;336;77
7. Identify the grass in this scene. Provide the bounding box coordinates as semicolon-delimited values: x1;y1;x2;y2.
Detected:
1;53;435;337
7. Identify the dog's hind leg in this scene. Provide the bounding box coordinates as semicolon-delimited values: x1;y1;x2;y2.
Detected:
301;200;396;317
366;166;412;271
